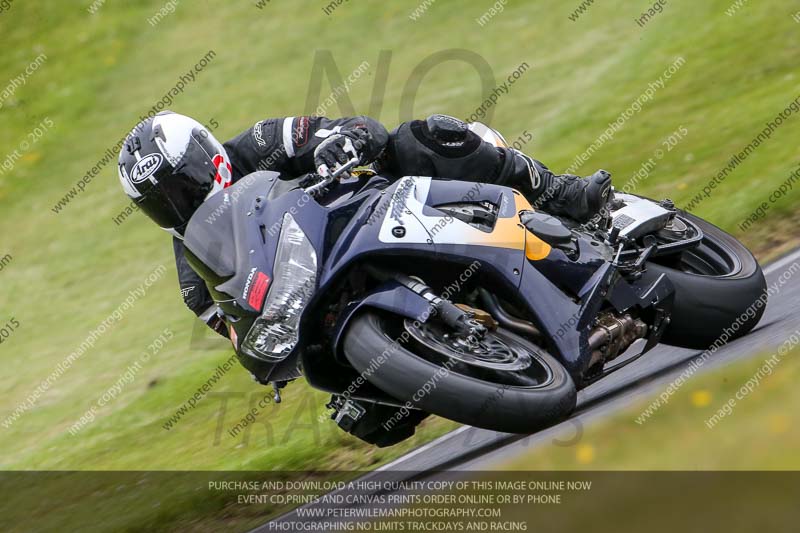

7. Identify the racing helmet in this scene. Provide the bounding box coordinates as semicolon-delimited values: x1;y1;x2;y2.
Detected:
117;111;232;236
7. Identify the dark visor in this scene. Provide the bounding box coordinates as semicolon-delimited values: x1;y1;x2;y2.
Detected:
134;129;219;231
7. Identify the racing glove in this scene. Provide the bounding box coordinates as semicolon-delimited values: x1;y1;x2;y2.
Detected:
313;127;370;177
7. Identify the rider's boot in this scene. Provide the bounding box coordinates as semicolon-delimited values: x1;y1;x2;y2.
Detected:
500;151;613;223
534;168;613;222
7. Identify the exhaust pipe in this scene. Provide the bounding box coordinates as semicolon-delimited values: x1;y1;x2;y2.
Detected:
478;289;541;339
588;313;648;367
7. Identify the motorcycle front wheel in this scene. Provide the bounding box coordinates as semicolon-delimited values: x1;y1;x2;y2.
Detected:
343;311;576;434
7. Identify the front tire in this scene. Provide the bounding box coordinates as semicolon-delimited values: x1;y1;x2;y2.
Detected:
649;211;767;349
343;312;576;434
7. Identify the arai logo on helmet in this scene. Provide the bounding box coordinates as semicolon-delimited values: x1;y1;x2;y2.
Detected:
130;153;164;183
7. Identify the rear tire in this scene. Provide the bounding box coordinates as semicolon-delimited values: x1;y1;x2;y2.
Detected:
343;312;576;434
649;212;766;349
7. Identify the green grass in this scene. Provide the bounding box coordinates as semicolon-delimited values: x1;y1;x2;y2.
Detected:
372;352;800;532
1;0;799;529
499;350;800;470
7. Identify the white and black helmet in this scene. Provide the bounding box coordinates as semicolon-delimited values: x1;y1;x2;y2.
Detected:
117;111;232;235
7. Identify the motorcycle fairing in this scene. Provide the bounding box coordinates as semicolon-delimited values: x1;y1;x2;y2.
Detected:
186;172;292;312
185;172;333;382
375;177;551;258
184;172;674;387
329;280;439;358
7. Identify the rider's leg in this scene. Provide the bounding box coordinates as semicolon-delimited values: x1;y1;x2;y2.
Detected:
499;150;613;222
378;114;612;222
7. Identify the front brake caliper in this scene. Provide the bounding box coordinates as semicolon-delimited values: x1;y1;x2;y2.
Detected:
456;303;498;330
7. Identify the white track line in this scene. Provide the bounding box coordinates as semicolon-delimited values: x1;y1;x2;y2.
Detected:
764;248;800;275
375;425;472;471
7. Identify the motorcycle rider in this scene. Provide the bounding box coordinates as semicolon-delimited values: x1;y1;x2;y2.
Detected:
117;110;612;446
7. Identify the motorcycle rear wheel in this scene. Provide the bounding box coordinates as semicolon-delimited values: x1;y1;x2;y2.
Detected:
343;312;576;434
649;211;767;349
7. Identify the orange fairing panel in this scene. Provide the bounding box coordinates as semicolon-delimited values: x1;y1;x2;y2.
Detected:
526;235;552;261
377;178;551;258
452;188;551;257
515;192;551;260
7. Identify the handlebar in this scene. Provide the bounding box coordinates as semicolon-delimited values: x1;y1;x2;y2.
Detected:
302;156;361;197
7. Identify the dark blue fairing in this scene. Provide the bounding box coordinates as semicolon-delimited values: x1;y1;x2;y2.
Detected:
185;171;672;386
184;172;327;380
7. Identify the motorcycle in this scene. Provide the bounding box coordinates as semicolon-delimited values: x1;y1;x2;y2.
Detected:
182;146;766;434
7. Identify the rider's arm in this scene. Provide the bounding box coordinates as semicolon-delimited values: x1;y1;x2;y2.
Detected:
172;237;229;338
222;116;388;176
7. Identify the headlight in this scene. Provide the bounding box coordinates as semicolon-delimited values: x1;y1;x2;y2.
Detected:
240;213;317;362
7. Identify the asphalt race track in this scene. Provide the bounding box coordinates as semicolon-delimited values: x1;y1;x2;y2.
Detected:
256;248;800;531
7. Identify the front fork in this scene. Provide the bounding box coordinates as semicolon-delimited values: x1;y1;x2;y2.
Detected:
332;268;487;363
390;272;487;341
